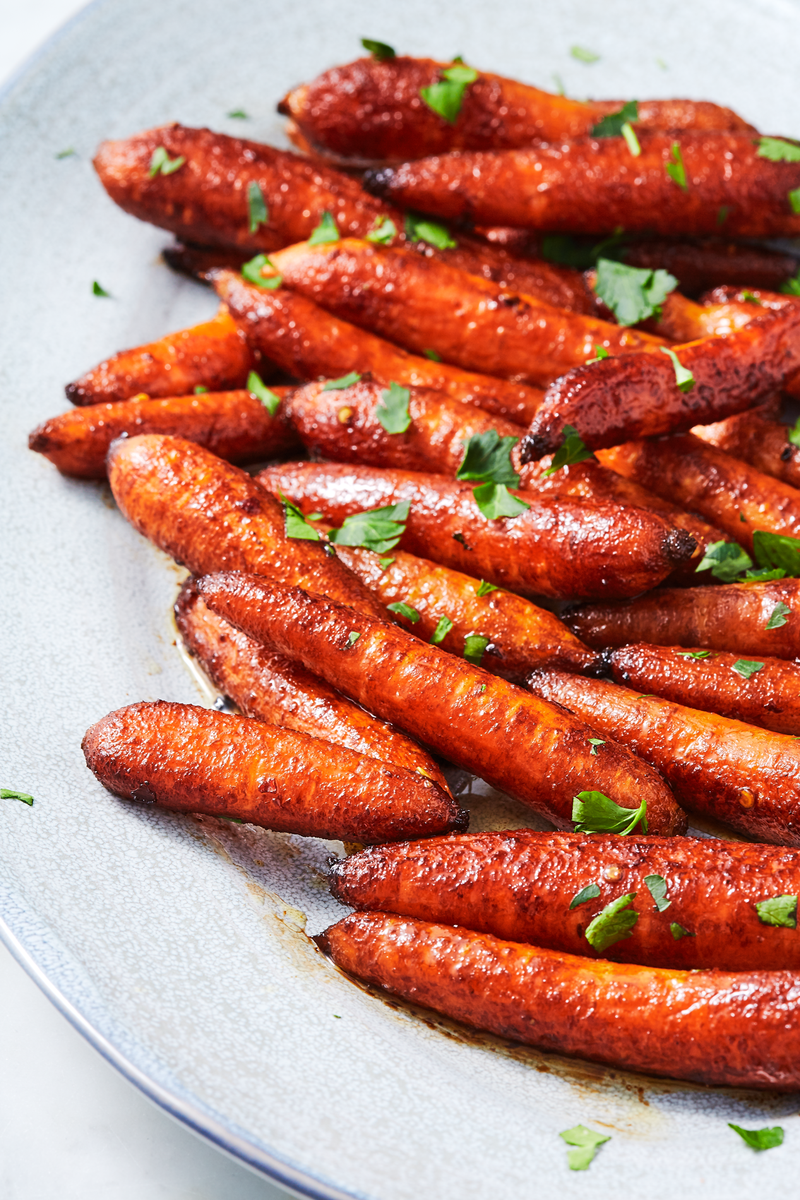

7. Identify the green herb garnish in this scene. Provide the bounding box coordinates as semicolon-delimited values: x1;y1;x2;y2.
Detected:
781;270;800;296
241;253;282;288
670;922;694;939
328;501;409;555
766;602;791;629
457;429;530;520
677;649;712;659
279;492;321;542
787;415;800;446
789;187;800;214
740;289;762;304
756;894;797;927
55;147;76;159
365;216;397;244
752;529;800;576
92;281;111;297
733;659;765;680
375;382;411;433
588;738;605;756
475;579;498;597
149;146;186;177
622;123;642;156
308;210;340;245
570;883;601;910
586;345;610;364
717;205;730;225
247;370;281;415
361;38;395;60
423;348;442;361
387;601;420;623
586;893;638;953
729;1124;784;1151
346;632;361;647
665;142;688;191
572;791;648;835
644;874;671;912
227;109;248;119
2;788;34;806
431;616;454;644
404;212;457;249
542;424;596;476
694;540;752;582
570;46;600;63
464;633;490;666
378;556;395;571
591;101;638;138
322;372;362;391
758;136;800;162
420;64;479;124
594;259;677;326
247;181;268;233
660;345;694;391
559;1126;610;1172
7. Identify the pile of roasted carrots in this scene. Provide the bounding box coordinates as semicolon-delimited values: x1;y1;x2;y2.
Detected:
31;44;800;1094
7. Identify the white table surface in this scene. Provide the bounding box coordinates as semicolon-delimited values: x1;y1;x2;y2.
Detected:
0;3;292;1197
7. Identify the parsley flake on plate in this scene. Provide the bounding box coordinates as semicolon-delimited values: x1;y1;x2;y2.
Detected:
227;108;248;119
387;601;421;623
756;894;797;927
594;259;677;326
570;45;600;63
247;181;268;233
420;64;478;124
1;788;34;806
55;147;76;158
732;659;765;680
569;883;601;910
572;791;648;835
247;370;281;414
542;424;595;476
463;633;489;666
322;371;362;391
559;1125;610;1172
404;212;457;249
586;893;638;953
665;142;688;191
365;216;397;244
92;280;111;297
660;345;694;391
241;253;282;288
430;616;454;645
375;382;411;433
308;210;340;245
729;1124;784;1151
328;501;409;555
694;540;752;582
758;136;800;162
361;38;395;60
149;145;186;177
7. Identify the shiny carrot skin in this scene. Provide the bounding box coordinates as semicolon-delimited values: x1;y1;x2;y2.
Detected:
638;292;755;342
174;578;449;788
65;307;255;405
520;305;800;458
567;580;800;659
197;574;685;834
597;434;800;553
611;643;800;737
213;270;544;425
365;133;800;238
693;406;800;491
269;239;661;388
330;542;600;678
82;701;463;842
279;57;752;165
622;239;800;295
331;831;800;971
29;388;297;480
256;462;696;601
106;434;385;619
320;911;800;1089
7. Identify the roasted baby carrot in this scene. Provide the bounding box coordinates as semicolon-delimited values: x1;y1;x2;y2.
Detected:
29;388;297;479
65;306;255;405
365;133;800;238
82;701;463;842
279;56;752;165
331;831;800;970
319;911;800;1090
175;578;449;787
598;434;800;552
693;406;800;491
611;643;800;737
567;580;800;659
196;573;685;834
213;270;544;425
621;239;799;296
256;462;696;601
269;239;661;387
107;434;386;618
519;305;800;457
527;667;800;845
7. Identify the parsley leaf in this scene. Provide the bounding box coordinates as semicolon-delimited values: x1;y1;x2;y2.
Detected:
644;874;671;912
586;345;610;364
589;738;605;755
227;109;248;119
752;529;800;576
788;187;800;214
328;501;409;555
92;281;111;297
756;894;797;927
781;270;800;296
740;289;762;305
670;922;694;939
677;649;712;659
404;212;457;249
361;38;395;60
569;883;601;909
279;492;321;542
733;659;765;680
476;579;498;596
420;64;478;124
346;631;361;646
622;123;642;157
241;253;282;288
665;142;688;191
586;893;638;953
247;370;281;415
431;616;454;644
542;424;596;476
378;556;395;570
365;216;397;244
387;601;420;623
1;788;34;806
308;210;340;245
695;540;753;582
591;101;638;138
742;567;787;581
542;230;627;270
423;348;442;361
322;372;362;391
788;415;800;446
559;1126;610;1172
758;136;800;162
194;385;208;394
472;483;530;519
247;181;268;233
660;345;695;391
55;147;76;158
148;146;186;177
594;259;677;326
717;205;730;225
464;633;489;665
767;601;791;629
457;430;520;485
570;46;600;63
572;791;648;835
375;382;411;433
729;1124;784;1151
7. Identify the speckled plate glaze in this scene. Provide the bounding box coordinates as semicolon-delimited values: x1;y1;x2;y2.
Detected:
3;1;800;1195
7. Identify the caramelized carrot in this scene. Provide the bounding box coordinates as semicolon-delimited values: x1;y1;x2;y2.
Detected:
622;239;799;295
693;406;800;491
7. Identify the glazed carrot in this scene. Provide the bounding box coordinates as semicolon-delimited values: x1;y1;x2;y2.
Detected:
106;434;386;618
82;701;463;842
256;462;697;601
279;56;752;165
527;667;800;845
597;435;800;552
634;292;754;342
319;911;800;1090
29;388;297;479
364;133;800;238
174;578;449;788
213;270;544;425
65;306;255;405
519;305;800;458
611;643;800;737
269;239;661;387
567;580;800;659
622;239;799;295
196;573;685;834
693;406;800;491
331;831;800;971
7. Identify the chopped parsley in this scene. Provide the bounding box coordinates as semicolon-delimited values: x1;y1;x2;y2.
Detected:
322;372;362;391
457;429;530;520
92;281;111;297
404;212;457;250
431;616;454;644
586;345;610;364
542;424;596;476
622;123;642;157
594;259;677;326
420;63;479;124
660;345;694;391
541;229;627;270
378;556;395;570
570;46;600;63
752;529;800;576
588;738;605;756
1;788;34;806
758;137;800;162
591;101;638;138
789;187;800;215
279;492;321;542
365;216;397;244
732;659;765;680
375;382;411;434
781;269;800;296
717;205;730;225
569;883;601;910
308;211;340;245
740;289;762;304
227;109;248;119
241;253;282;288
475;579;498;597
559;1126;610;1172
346;632;361;647
644;874;671;912
694;540;752;582
463;633;489;666
193;385;208;394
387;601;420;623
552;74;566;96
247;181;268;233
55;147;76;158
572;791;648;835
670;922;694;939
247;370;281;415
423;348;442;361
766;602;791;630
328;500;409;554
788;415;800;446
755;894;797;927
728;1124;784;1151
148;146;186;177
586;893;638;953
361;38;395;60
677;649;712;660
665;142;688;191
